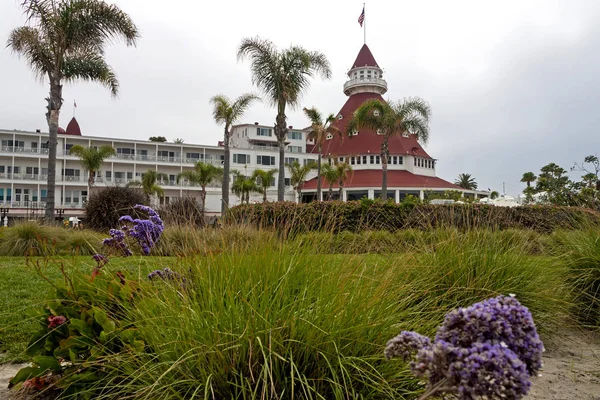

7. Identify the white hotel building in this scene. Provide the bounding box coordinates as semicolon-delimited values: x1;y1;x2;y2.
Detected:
0;118;318;218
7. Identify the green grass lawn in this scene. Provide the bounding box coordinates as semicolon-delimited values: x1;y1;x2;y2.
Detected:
0;256;177;362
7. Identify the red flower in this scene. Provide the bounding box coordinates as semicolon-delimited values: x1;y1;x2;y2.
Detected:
47;315;66;329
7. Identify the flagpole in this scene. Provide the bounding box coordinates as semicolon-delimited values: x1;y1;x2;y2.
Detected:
363;3;366;45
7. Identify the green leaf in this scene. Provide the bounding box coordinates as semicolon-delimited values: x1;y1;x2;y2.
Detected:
68;318;92;336
8;366;43;386
92;307;116;333
33;356;61;373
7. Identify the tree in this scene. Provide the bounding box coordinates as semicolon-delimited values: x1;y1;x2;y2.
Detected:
8;0;139;221
177;162;223;214
149;136;167;142
252;168;278;202
303;107;340;201
210;93;260;214
173;138;185;144
238;37;331;201
335;162;353;199
536;163;572;205
321;163;339;201
231;171;258;204
69;144;116;186
520;172;537;188
490;191;500;200
286;161;316;203
127;169;167;199
455;173;478;190
347;98;431;200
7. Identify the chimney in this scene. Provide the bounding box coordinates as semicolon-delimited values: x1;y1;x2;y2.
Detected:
254;122;259;125
289;126;293;129
36;129;41;133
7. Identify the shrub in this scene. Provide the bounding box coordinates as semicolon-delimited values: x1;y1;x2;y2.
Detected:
228;202;600;235
85;186;149;231
158;196;204;227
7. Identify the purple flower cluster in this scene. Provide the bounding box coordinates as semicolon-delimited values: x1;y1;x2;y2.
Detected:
118;205;164;256
147;268;188;288
385;295;544;400
101;205;163;256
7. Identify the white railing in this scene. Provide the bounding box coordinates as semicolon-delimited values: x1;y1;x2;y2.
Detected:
343;77;388;94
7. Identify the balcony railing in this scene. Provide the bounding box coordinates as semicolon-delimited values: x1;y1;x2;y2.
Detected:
343;77;388;95
0;146;50;155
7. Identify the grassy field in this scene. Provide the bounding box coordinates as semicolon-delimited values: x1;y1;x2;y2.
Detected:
0;224;598;398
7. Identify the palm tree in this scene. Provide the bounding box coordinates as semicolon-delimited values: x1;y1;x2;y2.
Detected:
231;171;258;204
177;162;223;214
490;191;500;199
127;169;167;201
321;163;339;201
303;107;340;201
521;172;537;188
210;93;260;214
69;144;116;186
347;98;431;201
252;168;278;202
455;173;478;190
286;161;316;203
335;162;353;199
237;37;331;201
8;0;139;221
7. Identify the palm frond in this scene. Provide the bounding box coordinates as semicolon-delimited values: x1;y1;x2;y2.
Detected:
6;26;54;80
303;107;322;126
210;95;232;125
63;52;119;96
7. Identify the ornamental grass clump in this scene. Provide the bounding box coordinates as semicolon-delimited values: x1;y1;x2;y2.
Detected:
385;295;544;400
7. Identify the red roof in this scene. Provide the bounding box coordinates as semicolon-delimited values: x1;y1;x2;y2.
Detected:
321;92;432;159
302;169;462;190
65;117;82;136
352;44;379;68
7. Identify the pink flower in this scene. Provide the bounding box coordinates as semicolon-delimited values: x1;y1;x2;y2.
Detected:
47;315;66;329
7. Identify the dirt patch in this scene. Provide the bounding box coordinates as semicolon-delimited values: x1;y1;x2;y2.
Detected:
1;330;599;399
528;329;600;400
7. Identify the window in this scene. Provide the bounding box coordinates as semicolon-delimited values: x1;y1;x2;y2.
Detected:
414;158;417;166
356;156;361;165
257;155;276;166
351;130;359;136
26;167;39;175
370;155;374;164
285;157;299;165
0;188;3;201
284;178;291;187
105;171;112;179
31;142;38;149
41;142;49;149
0;166;4;174
233;153;250;164
117;148;134;155
15;188;22;202
337;114;343;120
63;168;80;177
65;144;74;151
362;156;367;164
12;166;20;174
6;189;11;201
304;159;316;167
375;156;381;164
288;146;302;153
41;190;46;201
350;157;355;165
288;131;302;140
186;152;200;160
338;157;344;163
376;129;384;135
392;156;397;165
326;133;333;140
257;127;272;137
127;172;133;180
399;156;403;165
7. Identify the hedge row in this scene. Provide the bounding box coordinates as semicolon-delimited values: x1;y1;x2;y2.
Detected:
227;201;600;233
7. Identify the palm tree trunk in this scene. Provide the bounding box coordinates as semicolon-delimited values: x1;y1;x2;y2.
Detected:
316;152;322;201
44;79;62;222
297;188;302;203
381;139;389;201
338;183;343;199
263;188;267;203
526;181;531;188
276;113;287;202
222;128;231;216
328;184;333;201
200;187;207;219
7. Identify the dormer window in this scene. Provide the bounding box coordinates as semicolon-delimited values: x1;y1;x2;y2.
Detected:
376;129;384;135
326;133;333;140
373;110;380;117
402;132;409;138
337;114;343;120
351;130;359;136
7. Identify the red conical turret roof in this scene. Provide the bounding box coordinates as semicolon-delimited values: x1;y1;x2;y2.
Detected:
65;117;82;136
351;44;379;68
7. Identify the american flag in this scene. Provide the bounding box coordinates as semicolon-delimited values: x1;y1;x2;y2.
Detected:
358;7;365;27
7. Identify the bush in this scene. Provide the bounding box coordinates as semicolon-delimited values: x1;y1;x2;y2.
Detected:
85;186;149;231
228;201;600;235
158;196;204;227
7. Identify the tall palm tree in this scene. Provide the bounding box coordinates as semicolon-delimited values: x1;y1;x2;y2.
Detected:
303;107;340;201
69;144;115;186
335;162;353;199
321;163;339;201
347;98;431;201
7;0;139;221
210;93;260;214
127;169;167;201
521;172;537;188
252;168;278;202
286;161;316;203
231;171;258;204
237;37;331;201
177;162;223;214
455;173;478;190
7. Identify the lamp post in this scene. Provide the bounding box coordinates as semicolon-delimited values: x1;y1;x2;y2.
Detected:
56;208;65;223
0;207;9;227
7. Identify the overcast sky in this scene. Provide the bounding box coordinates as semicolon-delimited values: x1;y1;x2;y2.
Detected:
2;0;600;195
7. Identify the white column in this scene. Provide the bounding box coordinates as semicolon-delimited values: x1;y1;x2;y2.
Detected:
368;189;374;200
395;190;400;203
419;190;425;200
